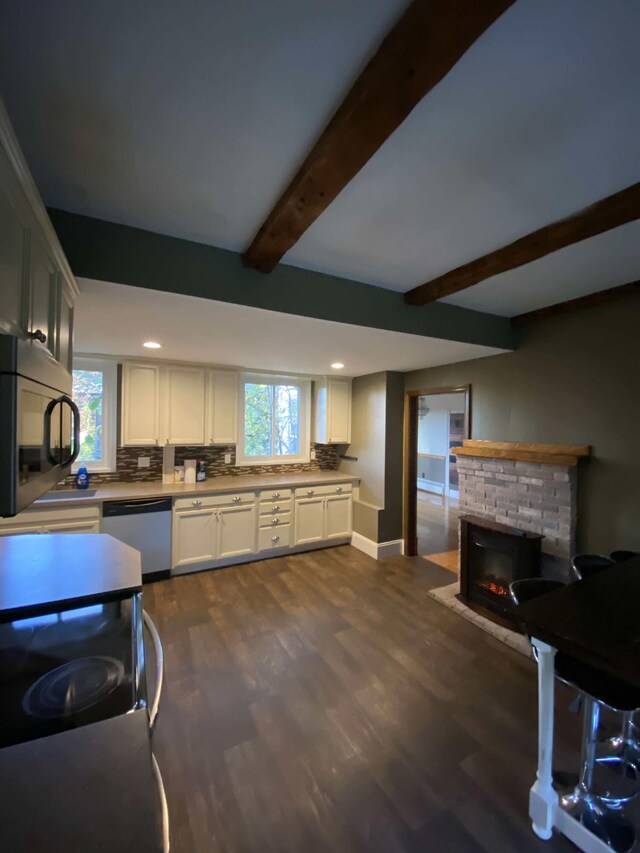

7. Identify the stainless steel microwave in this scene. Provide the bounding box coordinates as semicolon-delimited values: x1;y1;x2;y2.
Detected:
0;336;79;517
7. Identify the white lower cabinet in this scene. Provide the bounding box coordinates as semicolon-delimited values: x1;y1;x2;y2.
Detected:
172;507;217;568
293;497;326;545
0;504;100;536
325;494;353;540
218;504;256;559
172;494;256;568
172;481;353;571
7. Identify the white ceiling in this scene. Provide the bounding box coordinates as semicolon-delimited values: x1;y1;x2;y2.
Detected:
74;279;506;376
0;0;638;317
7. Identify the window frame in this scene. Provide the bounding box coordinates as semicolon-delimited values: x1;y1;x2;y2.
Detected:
236;373;311;466
72;357;118;473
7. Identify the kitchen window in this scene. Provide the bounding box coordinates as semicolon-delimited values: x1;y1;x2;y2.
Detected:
237;375;310;465
72;357;117;472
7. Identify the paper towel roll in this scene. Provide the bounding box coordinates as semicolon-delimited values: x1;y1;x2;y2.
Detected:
184;459;197;484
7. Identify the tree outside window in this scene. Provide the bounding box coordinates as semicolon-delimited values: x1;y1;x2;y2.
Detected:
72;369;104;463
242;380;306;462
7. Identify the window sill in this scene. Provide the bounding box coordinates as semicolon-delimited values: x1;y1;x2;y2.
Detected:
235;457;310;467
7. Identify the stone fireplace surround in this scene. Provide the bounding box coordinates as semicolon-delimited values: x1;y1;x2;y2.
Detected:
453;440;590;562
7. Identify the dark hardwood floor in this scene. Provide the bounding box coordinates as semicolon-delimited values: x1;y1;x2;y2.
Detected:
144;546;578;852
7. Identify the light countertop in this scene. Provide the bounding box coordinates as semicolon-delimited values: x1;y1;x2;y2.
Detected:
36;470;359;508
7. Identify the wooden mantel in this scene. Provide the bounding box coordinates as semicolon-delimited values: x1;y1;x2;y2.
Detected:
453;440;591;466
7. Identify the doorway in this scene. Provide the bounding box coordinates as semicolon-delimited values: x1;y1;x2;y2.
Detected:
404;386;470;565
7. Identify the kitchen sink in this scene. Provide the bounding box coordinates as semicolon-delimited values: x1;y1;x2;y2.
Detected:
38;489;98;501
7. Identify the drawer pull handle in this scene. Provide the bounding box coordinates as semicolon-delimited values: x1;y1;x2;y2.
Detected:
307;489;314;496
232;496;242;503
272;492;280;499
192;500;202;507
272;505;280;512
271;518;279;525
271;535;279;543
336;487;343;493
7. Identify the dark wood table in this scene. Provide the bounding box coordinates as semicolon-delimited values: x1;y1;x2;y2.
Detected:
513;556;640;850
516;555;640;689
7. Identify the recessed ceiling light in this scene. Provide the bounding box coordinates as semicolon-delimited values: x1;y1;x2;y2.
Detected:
331;362;344;369
143;341;162;349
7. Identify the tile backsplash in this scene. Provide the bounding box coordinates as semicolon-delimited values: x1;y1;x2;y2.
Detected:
60;443;339;487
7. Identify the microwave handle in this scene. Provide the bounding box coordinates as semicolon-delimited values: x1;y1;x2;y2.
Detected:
60;395;81;466
43;397;61;466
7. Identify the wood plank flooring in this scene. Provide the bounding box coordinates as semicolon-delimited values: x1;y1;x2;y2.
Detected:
143;546;578;852
417;491;459;558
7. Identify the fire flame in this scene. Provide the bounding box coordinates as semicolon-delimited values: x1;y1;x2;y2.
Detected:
475;579;510;598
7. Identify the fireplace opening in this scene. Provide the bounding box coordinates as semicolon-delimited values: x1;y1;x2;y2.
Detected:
459;515;542;628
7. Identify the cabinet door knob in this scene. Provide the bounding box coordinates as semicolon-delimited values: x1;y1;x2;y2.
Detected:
192;499;202;507
271;518;279;525
336;486;343;493
272;505;280;512
271;535;279;543
27;328;47;344
272;492;280;499
307;489;314;496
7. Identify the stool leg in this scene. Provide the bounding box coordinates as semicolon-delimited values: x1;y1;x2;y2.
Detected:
561;698;635;853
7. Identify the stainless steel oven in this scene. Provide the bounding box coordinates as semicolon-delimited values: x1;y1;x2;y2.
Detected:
0;335;79;517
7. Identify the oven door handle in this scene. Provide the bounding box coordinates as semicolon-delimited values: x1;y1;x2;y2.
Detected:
60;395;81;467
143;610;164;731
43;397;61;466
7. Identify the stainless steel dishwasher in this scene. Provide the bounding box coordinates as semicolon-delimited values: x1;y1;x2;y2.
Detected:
102;498;172;581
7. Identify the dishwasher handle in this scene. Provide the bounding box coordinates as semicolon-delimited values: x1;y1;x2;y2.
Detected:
103;498;172;517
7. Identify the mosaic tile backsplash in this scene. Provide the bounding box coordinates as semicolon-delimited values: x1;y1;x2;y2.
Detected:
60;443;339;487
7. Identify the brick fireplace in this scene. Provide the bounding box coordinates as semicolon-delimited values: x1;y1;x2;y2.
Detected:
454;440;590;563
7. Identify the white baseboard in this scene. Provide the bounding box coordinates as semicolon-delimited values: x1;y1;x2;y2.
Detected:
351;532;404;560
417;478;444;495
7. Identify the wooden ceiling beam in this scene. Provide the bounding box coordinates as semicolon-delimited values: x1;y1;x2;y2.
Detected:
511;279;640;326
404;182;640;306
243;0;516;273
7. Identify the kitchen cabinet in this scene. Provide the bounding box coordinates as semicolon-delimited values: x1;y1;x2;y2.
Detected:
293;483;353;546
55;281;74;373
0;503;100;536
217;504;256;558
121;362;162;446
0;182;25;336
325;493;353;540
121;362;239;447
313;377;352;444
208;370;238;445
293;496;325;545
165;365;207;445
0;99;78;361
172;492;256;569
172;506;217;568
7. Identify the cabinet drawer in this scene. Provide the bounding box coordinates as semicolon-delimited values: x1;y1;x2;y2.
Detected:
294;483;352;499
174;492;256;511
259;488;292;503
259;499;291;516
259;512;292;529
258;525;291;551
0;503;100;530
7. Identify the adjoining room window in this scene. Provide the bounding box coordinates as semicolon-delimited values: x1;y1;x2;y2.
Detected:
72;357;117;472
237;375;310;465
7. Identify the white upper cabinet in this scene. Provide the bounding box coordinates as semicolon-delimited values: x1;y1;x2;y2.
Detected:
313;377;352;444
121;362;162;445
0;98;77;362
208;370;238;445
165;365;206;445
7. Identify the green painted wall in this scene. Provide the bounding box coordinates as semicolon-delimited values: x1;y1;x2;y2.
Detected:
405;291;640;553
48;209;514;350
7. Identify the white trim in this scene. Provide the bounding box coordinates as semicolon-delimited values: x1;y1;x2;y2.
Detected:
351;532;404;560
72;357;117;473
236;374;311;466
417;477;445;495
